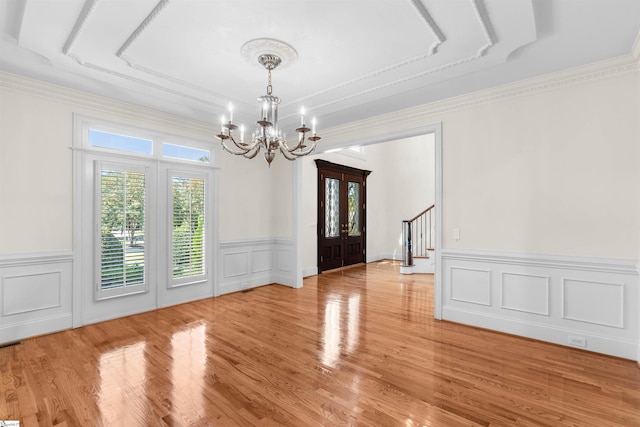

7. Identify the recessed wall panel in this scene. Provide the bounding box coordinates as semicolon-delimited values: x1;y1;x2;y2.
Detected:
2;272;62;316
278;249;292;272
501;273;549;316
223;252;248;278
450;267;491;306
562;279;624;328
252;249;272;273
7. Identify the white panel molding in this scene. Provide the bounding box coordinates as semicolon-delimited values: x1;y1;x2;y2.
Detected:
62;0;99;56
442;249;639;360
442;249;638;275
60;0;225;107
562;279;625;329
218;238;295;294
449;266;491;306
222;251;249;278
501;272;550;316
252;249;273;273
0;251;73;267
116;0;172;58
0;252;73;343
2;272;62;316
409;0;445;55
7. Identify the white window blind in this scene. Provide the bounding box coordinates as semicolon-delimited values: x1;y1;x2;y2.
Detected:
171;176;206;283
99;168;146;293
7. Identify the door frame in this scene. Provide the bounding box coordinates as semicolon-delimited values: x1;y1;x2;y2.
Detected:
291;122;443;319
315;159;371;273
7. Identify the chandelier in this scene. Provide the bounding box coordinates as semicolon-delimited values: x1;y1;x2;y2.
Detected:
216;53;321;166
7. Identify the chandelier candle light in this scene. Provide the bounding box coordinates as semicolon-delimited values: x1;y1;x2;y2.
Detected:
216;53;320;166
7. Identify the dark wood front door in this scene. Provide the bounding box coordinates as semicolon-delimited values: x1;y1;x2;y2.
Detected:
316;160;371;273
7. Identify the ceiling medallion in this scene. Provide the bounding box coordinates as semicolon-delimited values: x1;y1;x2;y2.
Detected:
216;41;320;166
240;38;299;68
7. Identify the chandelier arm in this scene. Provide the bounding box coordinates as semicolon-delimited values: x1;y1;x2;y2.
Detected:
279;136;304;153
278;145;298;161
242;146;261;159
229;133;262;152
220;139;252;156
284;137;318;157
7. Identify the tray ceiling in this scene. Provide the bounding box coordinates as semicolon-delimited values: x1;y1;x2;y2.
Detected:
1;0;639;130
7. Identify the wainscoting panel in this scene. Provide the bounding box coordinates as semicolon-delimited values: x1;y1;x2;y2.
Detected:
450;267;491;306
501;273;550;316
223;251;249;278
562;279;624;328
252;249;273;274
442;249;639;360
0;252;73;343
219;238;294;295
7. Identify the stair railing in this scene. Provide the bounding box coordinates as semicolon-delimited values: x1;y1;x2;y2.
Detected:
401;204;435;267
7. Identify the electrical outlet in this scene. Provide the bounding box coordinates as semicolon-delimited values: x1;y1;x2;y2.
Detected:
241;282;249;289
568;336;586;348
452;228;460;241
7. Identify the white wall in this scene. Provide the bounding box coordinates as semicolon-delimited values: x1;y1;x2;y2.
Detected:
321;58;640;261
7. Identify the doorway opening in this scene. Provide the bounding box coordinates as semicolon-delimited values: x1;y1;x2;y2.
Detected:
293;123;442;319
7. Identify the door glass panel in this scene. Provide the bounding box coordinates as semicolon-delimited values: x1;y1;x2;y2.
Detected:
348;181;360;236
100;169;146;290
325;178;340;237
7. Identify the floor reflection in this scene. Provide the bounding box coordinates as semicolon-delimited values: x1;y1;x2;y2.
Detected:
401;280;431;322
98;341;147;424
322;294;341;367
320;289;363;368
170;322;206;424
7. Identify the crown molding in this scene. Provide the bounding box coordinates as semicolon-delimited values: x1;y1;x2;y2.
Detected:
322;51;639;143
0;71;215;137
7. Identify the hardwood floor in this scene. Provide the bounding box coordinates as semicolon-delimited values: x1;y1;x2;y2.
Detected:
1;261;639;426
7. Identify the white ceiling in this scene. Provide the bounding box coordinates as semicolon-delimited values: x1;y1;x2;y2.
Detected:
1;0;639;132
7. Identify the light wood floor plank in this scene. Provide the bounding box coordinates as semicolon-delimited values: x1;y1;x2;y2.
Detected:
1;261;639;426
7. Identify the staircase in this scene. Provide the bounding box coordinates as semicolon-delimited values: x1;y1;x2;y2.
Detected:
400;205;435;275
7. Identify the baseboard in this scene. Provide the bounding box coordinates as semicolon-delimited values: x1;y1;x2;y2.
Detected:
302;267;318;278
443;306;637;360
0;313;72;344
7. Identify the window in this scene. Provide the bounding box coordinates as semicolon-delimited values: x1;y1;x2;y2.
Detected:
75;115;216;308
163;143;210;163
97;164;148;298
171;174;206;286
89;129;153;154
